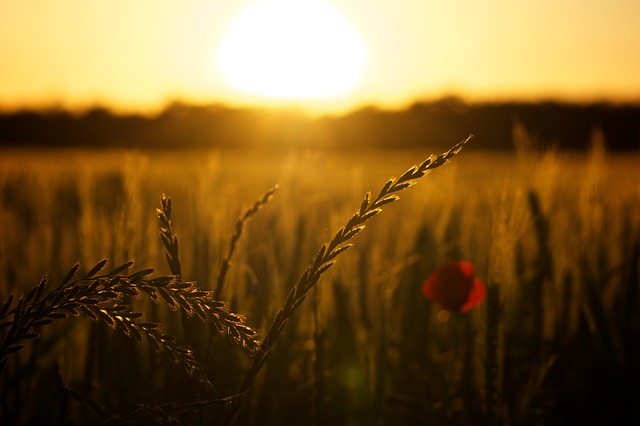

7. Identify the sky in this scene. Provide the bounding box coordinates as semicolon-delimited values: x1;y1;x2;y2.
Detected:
1;0;639;114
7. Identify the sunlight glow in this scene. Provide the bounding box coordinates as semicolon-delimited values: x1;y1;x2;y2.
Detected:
217;0;366;99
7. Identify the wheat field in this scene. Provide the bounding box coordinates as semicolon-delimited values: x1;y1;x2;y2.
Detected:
1;131;639;425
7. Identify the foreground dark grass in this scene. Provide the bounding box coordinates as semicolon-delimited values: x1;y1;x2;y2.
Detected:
1;132;639;425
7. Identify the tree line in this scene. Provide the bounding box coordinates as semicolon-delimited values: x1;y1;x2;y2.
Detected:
1;97;639;150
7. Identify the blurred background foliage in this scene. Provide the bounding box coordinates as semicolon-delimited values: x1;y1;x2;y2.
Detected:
2;98;640;151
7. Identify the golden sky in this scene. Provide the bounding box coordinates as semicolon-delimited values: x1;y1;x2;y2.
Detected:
1;0;639;114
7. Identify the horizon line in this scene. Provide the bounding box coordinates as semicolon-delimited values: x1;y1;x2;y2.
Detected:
2;93;640;118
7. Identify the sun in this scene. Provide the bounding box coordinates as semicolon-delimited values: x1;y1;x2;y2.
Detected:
217;0;366;99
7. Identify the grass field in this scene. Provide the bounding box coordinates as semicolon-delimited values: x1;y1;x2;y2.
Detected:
1;130;639;425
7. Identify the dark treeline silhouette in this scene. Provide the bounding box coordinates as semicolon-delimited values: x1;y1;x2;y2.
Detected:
1;97;639;150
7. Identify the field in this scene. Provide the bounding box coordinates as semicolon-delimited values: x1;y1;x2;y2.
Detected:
1;130;639;425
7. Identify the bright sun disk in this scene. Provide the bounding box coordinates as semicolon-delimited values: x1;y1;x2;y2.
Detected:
217;0;365;99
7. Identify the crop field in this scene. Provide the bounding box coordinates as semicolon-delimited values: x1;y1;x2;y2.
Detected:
1;130;639;425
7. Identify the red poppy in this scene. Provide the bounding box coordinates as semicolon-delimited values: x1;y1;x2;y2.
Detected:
422;261;487;312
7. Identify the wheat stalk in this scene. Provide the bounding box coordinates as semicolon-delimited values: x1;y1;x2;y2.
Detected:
0;260;204;383
157;194;183;277
63;384;247;426
102;393;248;425
157;194;261;354
0;258;260;384
225;136;471;421
484;283;502;426
214;185;278;300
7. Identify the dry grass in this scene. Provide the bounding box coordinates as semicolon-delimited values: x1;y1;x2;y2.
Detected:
1;131;639;425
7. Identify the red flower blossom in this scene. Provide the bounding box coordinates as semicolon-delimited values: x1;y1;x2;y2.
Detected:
422;261;487;312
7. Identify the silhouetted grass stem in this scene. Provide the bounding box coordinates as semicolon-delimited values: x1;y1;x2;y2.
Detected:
225;136;471;423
